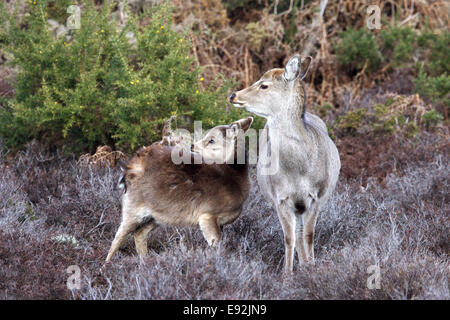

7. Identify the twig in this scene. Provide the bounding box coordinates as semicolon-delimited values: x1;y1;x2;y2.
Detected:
86;207;108;236
274;0;294;17
215;44;237;69
320;0;329;18
244;46;249;88
201;64;236;73
400;13;418;26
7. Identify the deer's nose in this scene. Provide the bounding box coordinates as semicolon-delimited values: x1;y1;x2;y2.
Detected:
190;144;194;152
229;92;236;103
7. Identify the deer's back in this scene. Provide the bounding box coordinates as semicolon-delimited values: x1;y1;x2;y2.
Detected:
122;144;250;226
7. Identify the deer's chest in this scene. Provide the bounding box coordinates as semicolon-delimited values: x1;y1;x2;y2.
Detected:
256;126;323;201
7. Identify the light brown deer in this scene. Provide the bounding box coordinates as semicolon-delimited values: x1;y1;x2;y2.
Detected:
230;54;340;274
105;117;253;262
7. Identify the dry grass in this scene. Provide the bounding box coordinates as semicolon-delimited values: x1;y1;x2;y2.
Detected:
173;0;449;108
78;146;127;168
0;138;448;299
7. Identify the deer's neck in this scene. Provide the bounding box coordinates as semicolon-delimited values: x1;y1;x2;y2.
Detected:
268;83;308;141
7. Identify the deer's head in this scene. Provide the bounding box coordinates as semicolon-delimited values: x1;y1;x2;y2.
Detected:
191;117;253;164
229;54;312;120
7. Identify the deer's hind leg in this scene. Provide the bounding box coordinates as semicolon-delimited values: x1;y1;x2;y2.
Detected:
134;218;157;259
293;198;318;264
304;204;319;262
198;213;221;246
106;217;137;263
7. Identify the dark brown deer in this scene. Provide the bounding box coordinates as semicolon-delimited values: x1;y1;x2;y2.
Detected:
106;117;253;262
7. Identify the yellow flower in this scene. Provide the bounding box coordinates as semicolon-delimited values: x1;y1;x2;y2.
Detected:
178;38;183;43
160;25;164;29
130;81;134;85
136;79;140;83
200;77;204;81
171;111;176;115
33;1;37;4
39;50;43;54
101;29;105;33
195;90;199;94
156;30;159;34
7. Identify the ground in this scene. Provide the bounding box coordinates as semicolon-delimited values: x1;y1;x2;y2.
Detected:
0;129;448;299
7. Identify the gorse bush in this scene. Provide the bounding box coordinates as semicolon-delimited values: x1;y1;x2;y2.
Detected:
415;66;450;107
381;26;417;67
422;109;444;130
335;25;448;119
0;0;246;153
336;108;367;133
418;30;450;76
333;94;442;138
414;31;449;110
380;26;449;74
335;27;382;74
337;26;448;75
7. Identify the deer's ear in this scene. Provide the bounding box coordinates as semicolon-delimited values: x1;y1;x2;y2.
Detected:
227;123;239;138
241;116;253;132
230;117;253;133
299;56;312;80
283;54;312;81
283;54;301;82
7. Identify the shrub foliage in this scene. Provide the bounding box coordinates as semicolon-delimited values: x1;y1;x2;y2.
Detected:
335;27;382;74
0;0;246;153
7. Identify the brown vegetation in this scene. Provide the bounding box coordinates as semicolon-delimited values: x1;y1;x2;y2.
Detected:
0;138;448;299
174;0;448;107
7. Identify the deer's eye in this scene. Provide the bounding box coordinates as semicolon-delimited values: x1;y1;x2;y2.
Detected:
260;84;268;90
208;139;215;144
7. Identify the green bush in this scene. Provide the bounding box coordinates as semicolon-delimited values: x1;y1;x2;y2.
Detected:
317;102;333;118
372;103;405;134
414;66;450;107
418;30;450;76
422;110;444;129
334;95;435;138
381;26;417;67
429;31;449;76
335;27;382;74
413;31;449;116
336;108;367;133
0;0;247;153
